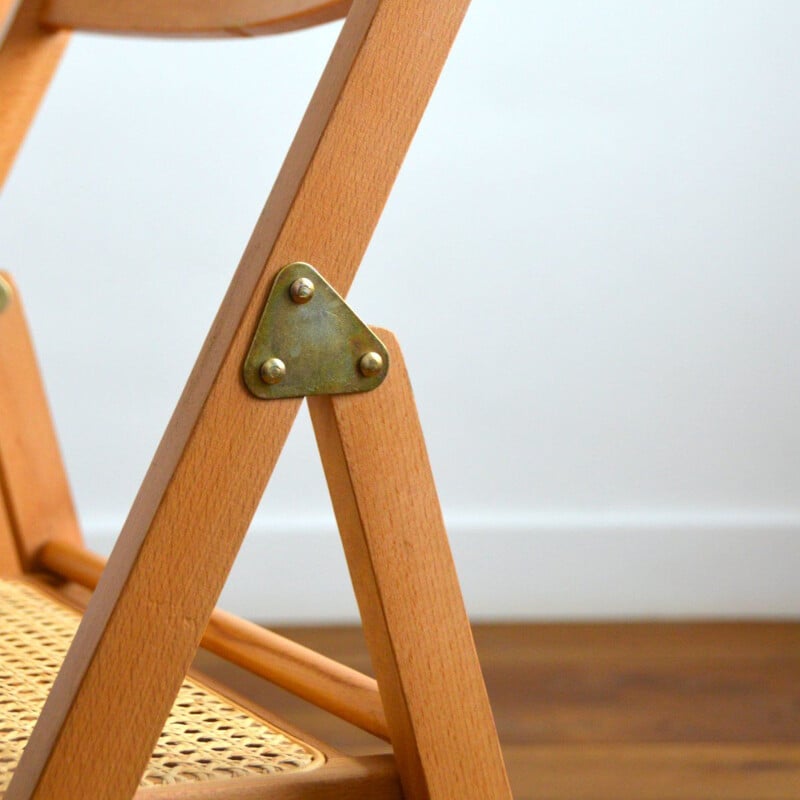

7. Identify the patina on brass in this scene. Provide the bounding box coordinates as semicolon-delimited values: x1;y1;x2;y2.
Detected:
0;275;12;314
358;351;384;377
289;277;315;305
243;262;389;399
259;358;286;385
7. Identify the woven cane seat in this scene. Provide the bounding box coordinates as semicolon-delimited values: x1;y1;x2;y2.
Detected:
0;579;324;792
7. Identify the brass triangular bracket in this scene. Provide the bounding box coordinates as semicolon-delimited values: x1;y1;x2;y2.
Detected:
243;262;389;399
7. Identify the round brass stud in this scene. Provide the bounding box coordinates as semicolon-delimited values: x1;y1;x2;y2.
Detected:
0;275;12;314
289;277;315;304
358;351;384;378
259;357;287;385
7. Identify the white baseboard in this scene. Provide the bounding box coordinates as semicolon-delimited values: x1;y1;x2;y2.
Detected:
83;512;800;623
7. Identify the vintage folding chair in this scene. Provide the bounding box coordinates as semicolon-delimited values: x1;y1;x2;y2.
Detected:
0;1;511;798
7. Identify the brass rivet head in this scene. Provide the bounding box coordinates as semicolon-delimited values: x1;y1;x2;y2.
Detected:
289;277;315;304
259;357;286;385
358;351;384;378
0;275;12;314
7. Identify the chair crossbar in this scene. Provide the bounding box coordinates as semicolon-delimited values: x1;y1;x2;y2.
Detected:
41;0;352;38
36;540;389;740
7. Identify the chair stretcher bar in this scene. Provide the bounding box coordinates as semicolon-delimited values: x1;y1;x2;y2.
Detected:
36;539;389;740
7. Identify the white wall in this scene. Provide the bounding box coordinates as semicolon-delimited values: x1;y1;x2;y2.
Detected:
1;2;799;621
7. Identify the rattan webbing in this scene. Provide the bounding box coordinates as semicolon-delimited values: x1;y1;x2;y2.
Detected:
0;579;323;791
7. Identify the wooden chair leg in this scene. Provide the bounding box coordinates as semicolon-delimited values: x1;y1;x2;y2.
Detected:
0;273;82;570
0;493;21;577
0;0;78;577
0;0;70;188
308;329;512;800
6;3;470;798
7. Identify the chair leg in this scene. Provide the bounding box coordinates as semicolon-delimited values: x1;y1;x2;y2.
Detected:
0;0;70;188
0;492;21;577
5;3;471;797
0;272;82;571
308;329;512;800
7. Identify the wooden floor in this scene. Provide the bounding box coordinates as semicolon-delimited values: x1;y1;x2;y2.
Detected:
194;622;800;800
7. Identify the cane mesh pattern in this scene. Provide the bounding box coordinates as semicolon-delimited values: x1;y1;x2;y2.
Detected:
0;579;323;792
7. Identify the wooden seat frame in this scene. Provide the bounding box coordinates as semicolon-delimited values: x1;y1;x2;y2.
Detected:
0;1;511;799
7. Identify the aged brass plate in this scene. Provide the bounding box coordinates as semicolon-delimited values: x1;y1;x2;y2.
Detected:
243;262;389;399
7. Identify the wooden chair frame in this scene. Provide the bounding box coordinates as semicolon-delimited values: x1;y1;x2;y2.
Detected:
0;1;511;798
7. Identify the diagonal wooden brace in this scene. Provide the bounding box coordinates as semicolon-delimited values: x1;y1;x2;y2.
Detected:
309;329;512;799
7;1;473;798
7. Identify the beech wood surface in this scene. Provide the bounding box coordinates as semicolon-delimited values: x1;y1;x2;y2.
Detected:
35;539;105;591
308;330;512;800
6;2;470;798
0;275;19;576
42;0;352;37
36;539;389;739
135;755;402;799
22;577;400;800
0;0;17;31
0;492;21;576
199;621;800;800
203;610;388;740
27;575;350;758
0;273;82;569
0;0;69;188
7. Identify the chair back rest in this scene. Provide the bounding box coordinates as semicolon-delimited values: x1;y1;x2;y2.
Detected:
40;0;352;37
0;0;351;187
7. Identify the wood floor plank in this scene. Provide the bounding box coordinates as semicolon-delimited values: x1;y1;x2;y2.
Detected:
194;621;800;799
510;743;800;800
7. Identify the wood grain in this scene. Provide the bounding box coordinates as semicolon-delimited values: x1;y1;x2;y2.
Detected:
37;539;389;739
203;609;388;740
134;755;402;799
0;0;17;31
0;273;82;570
480;625;800;748
0;0;69;188
42;0;352;37
6;2;470;797
0;490;21;576
198;621;800;800
18;578;401;800
308;330;511;800
515;744;800;800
